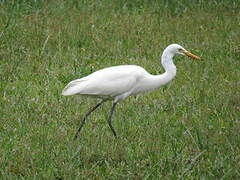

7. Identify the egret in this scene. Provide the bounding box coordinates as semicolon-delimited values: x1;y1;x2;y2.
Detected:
62;44;200;139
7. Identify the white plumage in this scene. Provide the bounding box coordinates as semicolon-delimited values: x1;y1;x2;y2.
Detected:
62;44;200;138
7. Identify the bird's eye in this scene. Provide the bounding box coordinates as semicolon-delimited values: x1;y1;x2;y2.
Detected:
178;48;183;52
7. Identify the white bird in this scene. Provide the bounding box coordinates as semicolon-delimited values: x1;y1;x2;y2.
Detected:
62;44;200;138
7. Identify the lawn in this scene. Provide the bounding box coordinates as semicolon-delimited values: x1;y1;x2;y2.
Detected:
0;0;239;179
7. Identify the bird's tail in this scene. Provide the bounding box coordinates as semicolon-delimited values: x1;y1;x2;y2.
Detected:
62;78;88;96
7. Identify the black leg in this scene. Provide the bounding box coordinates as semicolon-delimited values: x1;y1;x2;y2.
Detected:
107;102;117;137
74;99;105;139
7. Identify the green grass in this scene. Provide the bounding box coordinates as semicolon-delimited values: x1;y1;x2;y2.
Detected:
0;0;240;179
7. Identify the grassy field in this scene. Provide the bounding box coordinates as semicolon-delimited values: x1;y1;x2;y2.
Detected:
0;0;240;179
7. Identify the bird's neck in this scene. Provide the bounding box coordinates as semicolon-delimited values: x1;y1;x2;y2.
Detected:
161;50;176;74
156;50;176;84
137;52;177;93
153;51;176;85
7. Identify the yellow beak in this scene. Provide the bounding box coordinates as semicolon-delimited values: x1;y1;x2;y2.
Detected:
182;50;201;60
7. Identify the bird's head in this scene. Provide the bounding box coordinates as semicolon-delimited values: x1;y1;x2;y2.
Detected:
165;44;200;60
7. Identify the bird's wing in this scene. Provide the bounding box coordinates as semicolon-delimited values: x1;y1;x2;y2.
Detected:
80;72;137;97
62;65;146;97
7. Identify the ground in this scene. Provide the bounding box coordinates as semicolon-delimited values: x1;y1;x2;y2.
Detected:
0;0;239;179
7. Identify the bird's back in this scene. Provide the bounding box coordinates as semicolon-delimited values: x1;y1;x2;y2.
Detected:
62;65;148;98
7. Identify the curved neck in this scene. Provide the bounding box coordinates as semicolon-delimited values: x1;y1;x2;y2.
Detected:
136;51;177;93
156;49;177;86
150;50;177;87
161;49;176;74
